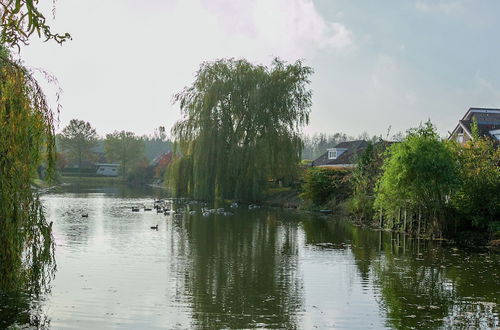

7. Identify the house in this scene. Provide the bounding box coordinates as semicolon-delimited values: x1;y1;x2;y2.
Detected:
311;140;368;168
449;107;500;144
95;163;120;177
151;151;174;179
150;151;173;167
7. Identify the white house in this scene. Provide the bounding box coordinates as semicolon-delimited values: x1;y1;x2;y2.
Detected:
95;163;120;177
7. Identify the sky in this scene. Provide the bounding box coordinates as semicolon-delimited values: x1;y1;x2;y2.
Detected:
18;0;500;138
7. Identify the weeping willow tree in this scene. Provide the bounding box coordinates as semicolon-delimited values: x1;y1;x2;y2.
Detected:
0;45;56;293
1;0;71;48
168;58;313;201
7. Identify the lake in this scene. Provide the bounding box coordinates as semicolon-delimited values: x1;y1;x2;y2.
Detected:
1;185;499;329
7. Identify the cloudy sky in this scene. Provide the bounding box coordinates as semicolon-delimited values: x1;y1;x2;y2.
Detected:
19;0;500;138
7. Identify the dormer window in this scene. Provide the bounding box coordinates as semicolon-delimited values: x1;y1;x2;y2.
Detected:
327;148;347;160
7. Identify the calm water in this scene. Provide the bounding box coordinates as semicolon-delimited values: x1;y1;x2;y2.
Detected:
1;185;499;329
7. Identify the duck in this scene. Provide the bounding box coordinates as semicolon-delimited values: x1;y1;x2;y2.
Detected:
150;224;158;230
81;213;88;218
132;207;140;212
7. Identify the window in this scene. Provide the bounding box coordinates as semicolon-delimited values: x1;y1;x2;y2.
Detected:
112;168;116;171
328;149;337;159
490;129;500;141
99;168;105;172
457;133;464;144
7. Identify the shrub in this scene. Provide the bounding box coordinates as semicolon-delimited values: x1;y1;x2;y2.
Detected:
301;167;351;207
449;127;500;232
374;122;458;236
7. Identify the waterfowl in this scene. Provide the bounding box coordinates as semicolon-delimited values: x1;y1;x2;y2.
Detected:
132;207;140;212
150;224;158;230
82;213;88;218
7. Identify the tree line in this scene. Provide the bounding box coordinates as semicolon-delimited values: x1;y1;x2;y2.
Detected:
56;119;173;183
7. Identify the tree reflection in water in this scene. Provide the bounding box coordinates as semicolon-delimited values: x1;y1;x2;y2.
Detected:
302;218;500;329
0;198;56;329
170;209;303;329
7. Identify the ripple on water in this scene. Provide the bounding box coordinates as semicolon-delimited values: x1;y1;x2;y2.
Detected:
0;190;495;329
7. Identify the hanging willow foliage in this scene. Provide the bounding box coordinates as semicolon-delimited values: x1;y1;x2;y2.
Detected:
0;46;56;293
0;0;71;48
168;58;313;201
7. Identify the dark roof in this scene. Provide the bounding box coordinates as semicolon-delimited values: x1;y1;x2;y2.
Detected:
452;108;500;138
312;140;368;166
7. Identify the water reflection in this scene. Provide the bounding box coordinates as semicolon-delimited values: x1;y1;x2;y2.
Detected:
170;210;303;329
1;186;498;329
302;218;500;329
0;292;51;329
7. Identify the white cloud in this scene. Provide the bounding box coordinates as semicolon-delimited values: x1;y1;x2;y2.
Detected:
19;0;352;136
201;0;353;59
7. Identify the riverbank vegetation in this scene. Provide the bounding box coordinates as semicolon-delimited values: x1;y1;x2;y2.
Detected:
301;121;499;244
0;45;56;292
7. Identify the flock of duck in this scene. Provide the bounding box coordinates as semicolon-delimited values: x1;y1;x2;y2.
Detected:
127;199;262;230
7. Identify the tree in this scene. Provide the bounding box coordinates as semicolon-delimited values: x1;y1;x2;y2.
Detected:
450;123;500;233
168;58;313;201
60;119;98;172
0;0;71;48
104;130;145;175
0;45;55;291
349;140;389;223
374;122;458;237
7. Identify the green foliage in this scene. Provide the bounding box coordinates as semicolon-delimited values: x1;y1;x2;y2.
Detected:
0;46;55;291
127;160;154;185
374;122;458;236
349;141;388;223
104;130;145;175
301;167;351;207
60;119;98;170
169;58;313;201
0;0;71;48
450;135;500;231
